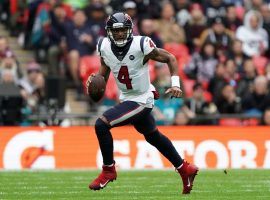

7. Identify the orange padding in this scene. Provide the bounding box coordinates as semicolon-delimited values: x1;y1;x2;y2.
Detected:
0;126;269;169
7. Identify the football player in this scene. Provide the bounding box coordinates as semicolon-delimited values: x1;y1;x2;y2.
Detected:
87;12;198;194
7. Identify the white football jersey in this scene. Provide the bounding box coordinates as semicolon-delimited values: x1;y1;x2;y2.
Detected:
97;36;156;107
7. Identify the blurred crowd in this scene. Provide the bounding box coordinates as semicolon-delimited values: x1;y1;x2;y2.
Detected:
0;0;270;126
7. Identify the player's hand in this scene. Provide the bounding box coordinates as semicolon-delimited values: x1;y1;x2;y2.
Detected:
86;73;96;94
165;86;183;98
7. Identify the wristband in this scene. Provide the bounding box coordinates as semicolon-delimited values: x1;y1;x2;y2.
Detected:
171;76;180;88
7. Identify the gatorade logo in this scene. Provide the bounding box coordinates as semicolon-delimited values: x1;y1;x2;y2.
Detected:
3;130;55;169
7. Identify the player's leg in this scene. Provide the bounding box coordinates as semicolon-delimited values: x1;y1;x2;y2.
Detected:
96;101;151;165
133;113;183;168
133;113;199;194
89;101;151;190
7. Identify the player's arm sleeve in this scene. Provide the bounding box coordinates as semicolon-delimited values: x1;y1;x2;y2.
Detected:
142;36;157;56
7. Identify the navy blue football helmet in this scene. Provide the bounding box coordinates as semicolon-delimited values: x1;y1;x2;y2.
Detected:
106;12;133;47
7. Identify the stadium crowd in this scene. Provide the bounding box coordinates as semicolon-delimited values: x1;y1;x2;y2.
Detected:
0;0;270;126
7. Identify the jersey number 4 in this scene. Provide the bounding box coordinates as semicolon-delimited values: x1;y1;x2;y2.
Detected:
117;65;132;89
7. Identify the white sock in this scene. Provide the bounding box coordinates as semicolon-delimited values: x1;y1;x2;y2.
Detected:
104;163;114;167
177;163;183;169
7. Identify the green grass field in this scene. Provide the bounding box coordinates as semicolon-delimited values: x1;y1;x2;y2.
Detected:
0;170;269;200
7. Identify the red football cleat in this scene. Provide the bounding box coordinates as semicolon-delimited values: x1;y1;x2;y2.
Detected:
89;163;117;190
177;160;199;194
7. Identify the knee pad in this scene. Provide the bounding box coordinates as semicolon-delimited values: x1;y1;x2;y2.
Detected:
95;118;110;135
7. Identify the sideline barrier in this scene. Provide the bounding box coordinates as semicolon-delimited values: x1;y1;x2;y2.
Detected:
0;126;269;169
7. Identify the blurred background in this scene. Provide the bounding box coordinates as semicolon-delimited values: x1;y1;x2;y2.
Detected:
0;0;270;127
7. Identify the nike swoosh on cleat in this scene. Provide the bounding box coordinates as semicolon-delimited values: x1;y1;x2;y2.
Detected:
187;177;191;187
100;180;109;188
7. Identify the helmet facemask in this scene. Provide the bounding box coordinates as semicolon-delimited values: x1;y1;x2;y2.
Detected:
107;24;133;47
107;27;132;47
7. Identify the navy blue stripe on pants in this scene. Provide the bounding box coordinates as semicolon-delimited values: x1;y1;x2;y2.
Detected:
103;101;157;134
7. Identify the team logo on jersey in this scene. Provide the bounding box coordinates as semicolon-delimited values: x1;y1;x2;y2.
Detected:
129;55;135;60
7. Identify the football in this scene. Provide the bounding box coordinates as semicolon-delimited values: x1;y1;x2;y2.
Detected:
88;74;106;102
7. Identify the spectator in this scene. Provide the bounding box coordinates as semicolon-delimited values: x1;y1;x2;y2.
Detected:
174;111;190;125
0;36;15;60
152;62;170;92
223;59;240;88
181;82;217;124
9;0;28;36
19;62;45;111
261;107;270;125
84;2;107;37
227;39;249;75
31;0;54;62
153;93;183;125
32;0;59;45
185;42;218;83
154;1;186;44
138;17;163;48
204;0;227;21
36;0;73;18
131;0;161;19
123;1;139;35
236;10;269;57
184;3;207;52
0;37;22;80
225;4;242;32
175;0;191;27
245;0;264;11
208;63;227;102
242;75;270;114
199;17;234;60
237;59;257;98
215;84;242;114
0;69;16;84
59;0;73;19
152;63;183;125
31;0;73;62
0;57;20;82
64;9;97;97
0;69;23;126
47;5;69;75
261;3;270;57
22;0;43;49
